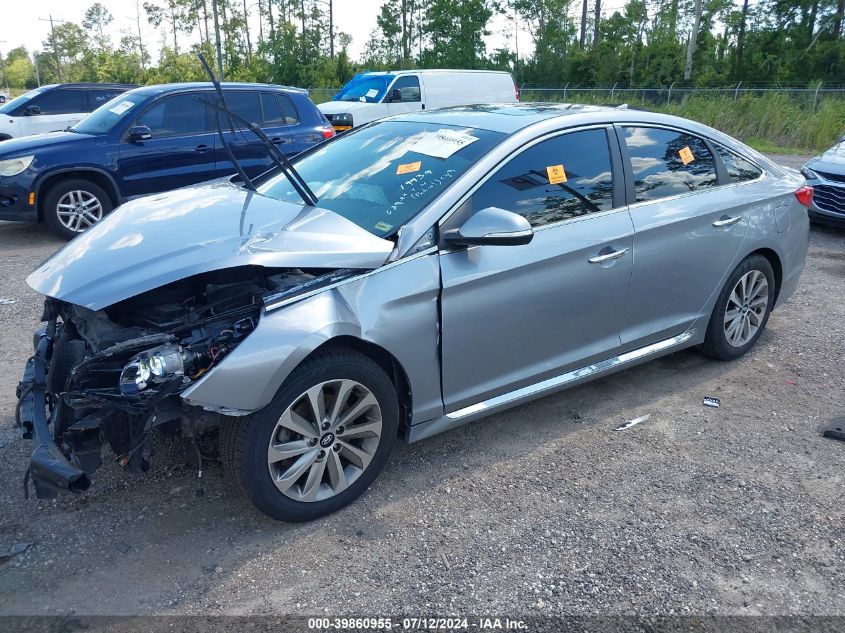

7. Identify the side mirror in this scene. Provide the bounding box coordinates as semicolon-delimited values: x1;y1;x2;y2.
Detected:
388;88;401;103
23;105;41;116
127;125;152;141
444;206;533;247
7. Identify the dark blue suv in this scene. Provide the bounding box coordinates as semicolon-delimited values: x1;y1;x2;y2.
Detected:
0;82;335;238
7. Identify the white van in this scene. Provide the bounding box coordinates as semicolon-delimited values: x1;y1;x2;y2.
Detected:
318;69;518;132
0;83;135;141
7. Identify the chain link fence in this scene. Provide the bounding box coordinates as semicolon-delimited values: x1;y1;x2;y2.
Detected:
308;84;845;111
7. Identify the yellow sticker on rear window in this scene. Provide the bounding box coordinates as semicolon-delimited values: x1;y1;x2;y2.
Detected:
546;164;567;184
396;161;421;175
678;146;695;165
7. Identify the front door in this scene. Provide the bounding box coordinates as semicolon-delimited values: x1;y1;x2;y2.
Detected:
616;125;750;347
439;127;634;412
118;92;218;198
23;88;86;135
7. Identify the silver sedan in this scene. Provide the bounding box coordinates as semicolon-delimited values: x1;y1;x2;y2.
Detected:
20;104;810;521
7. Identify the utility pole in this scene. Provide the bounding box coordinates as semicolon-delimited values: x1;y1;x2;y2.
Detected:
592;0;601;48
134;0;147;69
39;15;65;82
33;52;41;87
513;4;519;77
0;42;9;93
212;0;224;80
684;0;702;80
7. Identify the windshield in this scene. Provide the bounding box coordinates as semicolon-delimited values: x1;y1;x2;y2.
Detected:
256;121;505;237
332;74;394;103
71;93;147;135
0;89;43;114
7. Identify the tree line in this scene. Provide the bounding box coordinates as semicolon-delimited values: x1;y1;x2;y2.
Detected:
2;0;843;93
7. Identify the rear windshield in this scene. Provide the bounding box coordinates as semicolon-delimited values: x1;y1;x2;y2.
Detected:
0;89;42;114
333;74;394;103
257;121;505;237
71;93;148;135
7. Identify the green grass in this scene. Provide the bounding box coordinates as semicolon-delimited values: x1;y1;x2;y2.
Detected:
523;90;844;153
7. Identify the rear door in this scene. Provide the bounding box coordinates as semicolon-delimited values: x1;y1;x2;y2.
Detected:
618;124;749;348
215;89;280;179
118;91;218;198
386;75;424;117
21;88;86;135
439;127;633;411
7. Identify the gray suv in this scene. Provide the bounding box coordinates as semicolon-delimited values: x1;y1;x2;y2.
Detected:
17;104;810;521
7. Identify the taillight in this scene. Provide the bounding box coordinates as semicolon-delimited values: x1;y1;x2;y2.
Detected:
322;127;335;139
795;185;813;207
514;83;520;101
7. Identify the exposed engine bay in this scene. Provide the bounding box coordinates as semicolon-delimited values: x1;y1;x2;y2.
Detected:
16;265;349;499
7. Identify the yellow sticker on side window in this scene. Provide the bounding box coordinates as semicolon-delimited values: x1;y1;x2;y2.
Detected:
546;164;567;184
396;161;422;175
678;146;695;165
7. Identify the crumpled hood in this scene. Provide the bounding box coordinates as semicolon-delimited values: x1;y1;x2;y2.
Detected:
27;180;394;310
806;141;845;175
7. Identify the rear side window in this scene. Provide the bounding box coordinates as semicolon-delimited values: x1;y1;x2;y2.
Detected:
389;76;421;103
87;88;126;111
622;126;718;202
278;94;299;124
262;93;299;125
471;128;615;228
32;88;85;115
714;144;762;182
135;93;210;136
221;91;262;127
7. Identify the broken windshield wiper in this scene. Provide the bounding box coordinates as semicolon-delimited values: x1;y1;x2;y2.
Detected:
196;53;318;207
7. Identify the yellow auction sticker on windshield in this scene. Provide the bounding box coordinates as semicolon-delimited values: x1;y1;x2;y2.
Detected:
546;164;567;184
678;146;695;165
396;161;422;175
374;221;393;232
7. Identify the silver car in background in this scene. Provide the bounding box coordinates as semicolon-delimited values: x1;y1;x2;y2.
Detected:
18;104;810;521
801;135;845;226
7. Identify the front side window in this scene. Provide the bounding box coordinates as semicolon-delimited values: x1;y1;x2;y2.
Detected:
470;128;615;228
623;126;718;202
257;121;505;237
389;76;421;103
713;144;762;182
134;93;210;136
32;88;85;115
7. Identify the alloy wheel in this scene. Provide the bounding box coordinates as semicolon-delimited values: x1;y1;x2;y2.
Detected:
723;270;769;348
266;379;383;502
56;190;104;232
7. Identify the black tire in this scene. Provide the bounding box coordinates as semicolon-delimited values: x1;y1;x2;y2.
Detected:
220;348;399;522
700;254;775;361
43;178;113;240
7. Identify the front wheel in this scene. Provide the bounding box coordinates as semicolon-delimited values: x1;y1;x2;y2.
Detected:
220;348;399;522
700;254;775;361
43;178;113;239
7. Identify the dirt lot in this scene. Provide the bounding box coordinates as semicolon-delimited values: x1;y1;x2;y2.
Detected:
0;154;843;618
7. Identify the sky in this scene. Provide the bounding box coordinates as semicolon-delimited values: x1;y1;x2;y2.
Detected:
0;0;544;64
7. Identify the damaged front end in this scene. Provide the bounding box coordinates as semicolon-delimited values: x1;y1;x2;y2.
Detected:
16;265;348;499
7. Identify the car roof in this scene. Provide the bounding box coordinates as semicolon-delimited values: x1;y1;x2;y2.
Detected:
37;83;137;89
363;69;513;77
126;82;308;98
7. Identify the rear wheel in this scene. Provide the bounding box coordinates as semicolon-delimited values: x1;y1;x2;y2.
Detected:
43;178;113;239
220;348;398;522
700;254;775;361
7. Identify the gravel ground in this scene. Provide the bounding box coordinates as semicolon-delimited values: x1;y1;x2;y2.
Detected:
0;155;843;619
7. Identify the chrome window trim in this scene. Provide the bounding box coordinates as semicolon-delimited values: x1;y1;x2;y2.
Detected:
263;246;438;313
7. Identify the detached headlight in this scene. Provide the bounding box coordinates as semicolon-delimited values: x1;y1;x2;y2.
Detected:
800;166;818;180
119;344;193;396
0;155;34;177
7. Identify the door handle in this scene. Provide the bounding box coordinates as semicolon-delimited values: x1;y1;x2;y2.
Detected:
195;144;212;153
270;137;288;144
588;247;629;264
712;214;742;227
